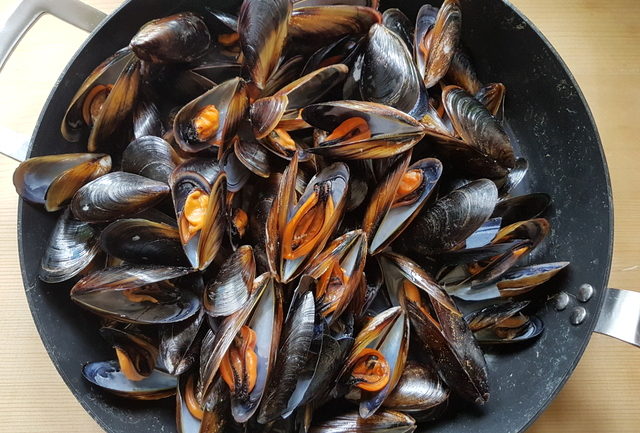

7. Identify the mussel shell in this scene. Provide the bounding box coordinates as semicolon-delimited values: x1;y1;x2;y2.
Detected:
87;57;141;155
360;25;422;114
61;47;134;142
259;55;305;98
407;298;489;404
445;47;482;95
40;208;101;283
204;245;256;317
465;301;530;332
416;0;461;88
288;6;381;47
238;0;291;89
122;136;180;184
443;86;516;171
294;0;379;7
303;101;426;160
492;193;551;226
399;179;498;255
99;327;158;379
130;12;211;63
174;77;248;154
370;158;442;254
475;315;544;344
496;261;569;295
70;172;170;223
160;309;206;376
476;82;506;120
70;265;197;324
464;217;502;249
176;375;202;433
83;360;176;400
309;410;416;433
133;96;163;139
234;138;272;178
258;286;315;423
382;8;414;52
383;361;449;412
499;157;528;196
100;218;188;266
221;146;251;193
13;153;111;212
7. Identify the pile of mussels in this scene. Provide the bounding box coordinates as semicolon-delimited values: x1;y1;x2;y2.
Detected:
12;0;568;432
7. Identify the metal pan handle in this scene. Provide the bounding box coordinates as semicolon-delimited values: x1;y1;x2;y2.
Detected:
0;0;106;162
594;288;640;347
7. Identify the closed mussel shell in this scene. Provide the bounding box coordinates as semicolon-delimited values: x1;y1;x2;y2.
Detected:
122;136;181;183
309;410;416;433
204;245;256;317
130;12;211;64
100;218;188;266
398;179;498;256
70;172;170;223
383;361;449;412
382;8;414;52
40;208;101;283
83;360;176;400
13;153;111;212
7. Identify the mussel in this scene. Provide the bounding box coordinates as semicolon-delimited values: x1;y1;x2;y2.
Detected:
13;153;111;212
83;360;176;400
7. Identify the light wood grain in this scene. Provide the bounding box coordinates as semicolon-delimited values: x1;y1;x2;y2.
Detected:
0;0;638;431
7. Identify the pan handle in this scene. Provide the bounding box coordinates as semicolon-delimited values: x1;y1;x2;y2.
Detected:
594;288;640;348
0;0;107;162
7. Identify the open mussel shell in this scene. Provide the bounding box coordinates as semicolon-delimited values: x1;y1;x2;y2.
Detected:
340;306;409;418
398;179;498;256
301;33;363;76
304;230;367;324
61;47;134;142
130;12;210;63
174;77;248;154
448;262;569;302
99;327;158;380
40;208;101;283
288;5;381;48
88;57;141;155
443;85;516;170
309;410;416;433
100;218;188;266
70;172;170;223
475;315;544;344
170;161;226;270
268;157;350;283
200;274;280;412
492;193;551;226
302;101;426;160
204;245;256;317
258;279;315;423
160;310;205;376
465;301;530;332
13;153;111;212
176;375;202;432
122;136;181;184
238;0;291;89
83;360;176;400
70;265;198;324
361;24;422;114
383;361;449;412
370;158;443;254
415;0;461;89
464;217;502;249
251;64;349;138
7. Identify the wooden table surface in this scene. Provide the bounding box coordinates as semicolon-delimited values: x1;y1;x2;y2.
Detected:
0;0;638;431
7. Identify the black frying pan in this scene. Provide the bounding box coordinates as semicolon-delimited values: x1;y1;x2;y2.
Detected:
2;0;632;432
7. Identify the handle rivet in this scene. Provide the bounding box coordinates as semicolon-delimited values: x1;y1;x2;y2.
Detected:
570;306;587;326
577;284;594;303
554;292;570;311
